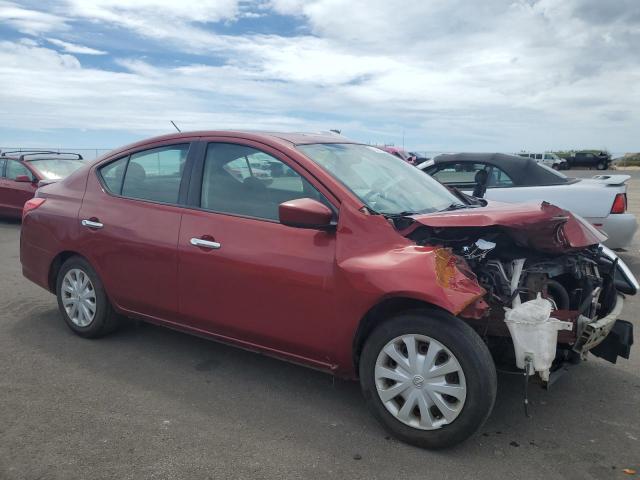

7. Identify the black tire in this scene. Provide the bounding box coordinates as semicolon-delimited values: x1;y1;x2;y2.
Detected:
55;256;119;338
596;161;606;170
359;309;497;449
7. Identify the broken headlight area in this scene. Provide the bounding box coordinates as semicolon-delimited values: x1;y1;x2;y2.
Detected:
403;222;634;382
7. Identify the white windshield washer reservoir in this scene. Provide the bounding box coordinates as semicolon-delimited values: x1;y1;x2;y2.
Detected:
504;295;573;381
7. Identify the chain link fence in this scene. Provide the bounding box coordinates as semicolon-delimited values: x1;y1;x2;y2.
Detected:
2;146;633;166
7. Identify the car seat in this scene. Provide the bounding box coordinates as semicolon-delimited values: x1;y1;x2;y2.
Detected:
472;169;488;198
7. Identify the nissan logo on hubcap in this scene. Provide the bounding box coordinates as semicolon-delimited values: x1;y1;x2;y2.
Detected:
412;375;425;388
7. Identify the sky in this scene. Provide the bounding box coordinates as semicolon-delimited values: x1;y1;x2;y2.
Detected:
0;0;639;154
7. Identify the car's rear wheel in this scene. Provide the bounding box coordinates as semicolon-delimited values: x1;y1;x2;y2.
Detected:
56;256;119;338
359;309;496;449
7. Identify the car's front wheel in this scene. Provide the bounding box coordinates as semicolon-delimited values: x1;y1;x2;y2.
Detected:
55;256;120;338
359;309;497;449
597;161;607;170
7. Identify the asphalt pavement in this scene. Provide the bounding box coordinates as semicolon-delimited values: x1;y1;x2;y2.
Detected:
1;170;639;480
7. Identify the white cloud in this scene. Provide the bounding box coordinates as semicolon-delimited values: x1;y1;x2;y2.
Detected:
0;40;342;135
66;0;240;23
63;0;241;45
46;38;107;55
0;0;639;152
0;1;68;34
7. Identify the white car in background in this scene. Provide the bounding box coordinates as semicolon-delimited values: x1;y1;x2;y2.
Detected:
517;152;568;170
419;153;637;249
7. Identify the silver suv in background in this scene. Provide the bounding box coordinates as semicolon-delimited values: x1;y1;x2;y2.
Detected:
517;152;568;170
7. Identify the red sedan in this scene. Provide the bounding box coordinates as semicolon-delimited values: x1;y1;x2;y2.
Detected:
378;145;417;165
20;131;635;448
0;151;85;218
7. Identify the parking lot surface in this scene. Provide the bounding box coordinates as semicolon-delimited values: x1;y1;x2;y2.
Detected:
1;170;639;480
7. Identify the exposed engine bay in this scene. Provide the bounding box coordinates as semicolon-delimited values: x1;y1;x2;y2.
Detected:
394;202;636;383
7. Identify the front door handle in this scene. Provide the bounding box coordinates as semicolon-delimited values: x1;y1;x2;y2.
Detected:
190;237;221;249
81;219;104;229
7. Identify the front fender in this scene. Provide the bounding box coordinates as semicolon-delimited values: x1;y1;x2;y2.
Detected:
329;203;486;377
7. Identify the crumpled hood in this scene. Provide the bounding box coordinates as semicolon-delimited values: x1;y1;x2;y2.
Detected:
409;201;607;252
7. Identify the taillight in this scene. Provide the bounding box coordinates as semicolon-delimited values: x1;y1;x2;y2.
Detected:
22;198;45;220
611;193;627;214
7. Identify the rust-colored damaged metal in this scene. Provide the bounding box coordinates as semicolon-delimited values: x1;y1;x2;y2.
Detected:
459;297;490;320
404;201;606;253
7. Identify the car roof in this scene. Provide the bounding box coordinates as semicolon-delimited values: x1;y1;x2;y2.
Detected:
0;150;83;161
101;130;359;161
430;152;569;186
518;152;558;155
379;146;405;154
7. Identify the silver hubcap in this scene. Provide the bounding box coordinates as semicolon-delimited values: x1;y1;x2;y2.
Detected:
374;334;467;430
61;269;96;327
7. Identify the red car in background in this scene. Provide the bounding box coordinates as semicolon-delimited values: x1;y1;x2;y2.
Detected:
20;132;636;448
378;145;418;165
0;151;85;218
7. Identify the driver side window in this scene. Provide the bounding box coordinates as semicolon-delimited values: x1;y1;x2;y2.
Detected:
201;143;329;221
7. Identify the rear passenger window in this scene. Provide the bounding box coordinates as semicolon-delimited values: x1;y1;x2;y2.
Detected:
431;163;486;184
99;144;190;204
100;156;127;193
201;143;327;221
7;161;34;181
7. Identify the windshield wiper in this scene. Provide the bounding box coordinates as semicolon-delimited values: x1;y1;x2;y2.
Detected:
380;211;420;218
441;203;468;211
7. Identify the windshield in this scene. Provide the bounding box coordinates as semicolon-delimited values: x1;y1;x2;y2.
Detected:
27;159;84;180
297;143;460;215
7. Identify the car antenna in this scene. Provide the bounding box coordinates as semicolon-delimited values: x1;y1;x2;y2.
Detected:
170;120;181;133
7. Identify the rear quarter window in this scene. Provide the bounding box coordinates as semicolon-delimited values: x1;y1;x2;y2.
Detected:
99;156;128;194
98;144;190;204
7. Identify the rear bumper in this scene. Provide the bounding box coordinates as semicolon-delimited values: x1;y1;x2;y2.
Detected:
20;230;54;292
587;213;637;249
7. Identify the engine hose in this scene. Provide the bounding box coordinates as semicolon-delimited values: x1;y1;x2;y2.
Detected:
544;279;570;310
578;278;595;315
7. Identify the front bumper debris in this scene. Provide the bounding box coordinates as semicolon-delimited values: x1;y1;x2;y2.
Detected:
590;320;634;364
573;294;624;355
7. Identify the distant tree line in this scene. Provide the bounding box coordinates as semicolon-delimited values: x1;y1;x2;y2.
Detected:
612;152;640;166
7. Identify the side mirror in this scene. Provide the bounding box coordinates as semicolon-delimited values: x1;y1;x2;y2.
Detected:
279;198;334;230
14;175;33;183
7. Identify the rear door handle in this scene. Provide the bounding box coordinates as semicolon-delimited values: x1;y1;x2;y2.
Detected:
81;219;104;229
190;238;221;249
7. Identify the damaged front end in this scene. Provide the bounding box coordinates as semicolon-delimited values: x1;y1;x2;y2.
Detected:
397;201;636;384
